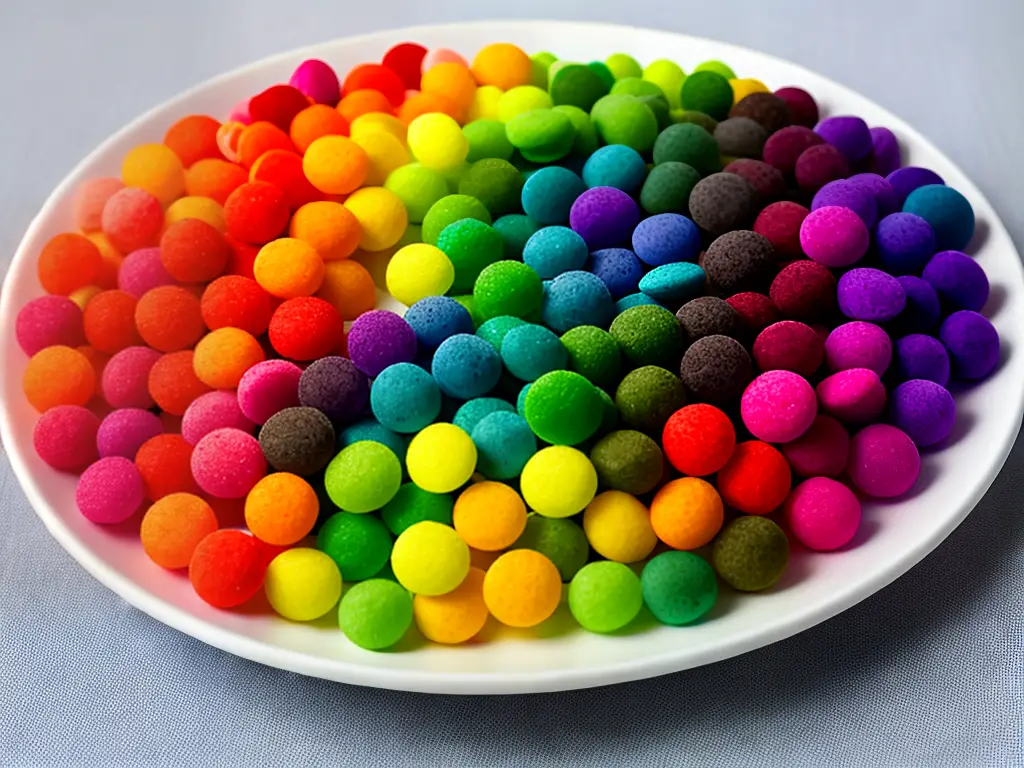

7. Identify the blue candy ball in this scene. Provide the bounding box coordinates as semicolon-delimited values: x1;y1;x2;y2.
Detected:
500;323;568;381
875;212;936;276
523;226;589;279
431;333;502;399
614;292;661;313
370;363;442;433
521;166;587;225
638;262;706;305
453;397;516;434
403;296;475;351
542;270;615;332
903;184;975;252
338;418;408;465
587;248;644;298
631;213;701;266
582;144;648;194
471;411;537;480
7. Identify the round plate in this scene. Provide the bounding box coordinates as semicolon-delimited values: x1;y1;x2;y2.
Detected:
1;21;1022;695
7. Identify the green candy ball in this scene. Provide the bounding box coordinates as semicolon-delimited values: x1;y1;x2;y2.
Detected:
492;214;540;261
591;94;659;153
512;515;589;581
473;261;543;320
680;71;735;121
587;61;616;91
384;163;448;224
569;561;643;633
422;194;492;245
614;365;687;435
609;304;686;369
506;108;576;163
338;419;408;467
605;53;643;81
589;429;665;495
463;119;515;163
436;218;504;293
712;516;790;592
523;369;602;445
379;482;454;536
324;441;402;513
640;162;702;215
594;386;620;438
338;579;413;650
530;52;557;88
458;158;524;218
653;123;721;173
450;294;484;328
611;77;666;100
317;511;393;581
553;105;600;158
550;63;610;112
560;325;622;389
642;551;718;625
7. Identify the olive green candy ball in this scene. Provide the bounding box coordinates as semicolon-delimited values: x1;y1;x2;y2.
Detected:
463;120;515;163
653;123;721;174
638;94;673;131
560;325;622;390
672;110;719;134
457;158;524;218
551;63;611;111
569;561;643;633
506;108;576;163
641;551;717;626
317;511;393;581
590;94;659;154
554;105;600;158
640;161;702;215
422;194;492;245
594;387;619;436
492;214;540;261
512;515;589;581
384;163;449;224
712;515;790;592
680;71;734;121
523;369;603;445
589;429;665;495
609;304;686;369
338;578;413;650
436;218;504;293
473;260;543;321
379;482;454;536
615;365;687;434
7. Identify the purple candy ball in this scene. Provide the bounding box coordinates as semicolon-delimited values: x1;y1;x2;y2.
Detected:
811;180;878;228
118;248;175;299
569;186;639;250
347;310;418;378
921;250;990;312
895;334;950;386
299;355;371;424
800;206;870;267
289;59;341;105
15;295;85;356
869;127;901;176
939;310;999;381
875;212;937;276
847;173;899;218
847;424;920;498
97;408;164;459
587;248;644;298
837;268;907;322
886;167;944;205
814;116;872;163
893;276;941;334
889;379;956;447
824;321;892;375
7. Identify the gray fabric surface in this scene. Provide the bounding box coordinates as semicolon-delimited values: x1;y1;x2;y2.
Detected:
2;1;1023;765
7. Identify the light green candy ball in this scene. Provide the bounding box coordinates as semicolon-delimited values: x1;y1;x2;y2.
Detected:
463;120;515;163
590;94;659;153
605;53;643;81
506;109;576;163
530;52;557;88
693;59;737;79
324;441;402;513
338;579;413;650
553;105;599;158
421;194;492;245
498;85;553;123
642;59;687;109
568;561;643;633
384;164;448;224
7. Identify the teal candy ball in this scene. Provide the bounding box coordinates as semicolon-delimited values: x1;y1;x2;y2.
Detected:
492;214;540;260
369;362;441;434
902;184;975;251
471;411;537;479
638;262;707;305
582;144;648;194
542;270;615;332
500;323;567;381
453;397;515;434
521;166;587;225
476;315;527;350
523;226;589;279
432;333;503;399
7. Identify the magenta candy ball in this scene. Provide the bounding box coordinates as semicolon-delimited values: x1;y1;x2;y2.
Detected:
815;368;887;425
33;405;100;472
781;414;850;478
118;248;175;299
289;59;341;105
76;456;145;524
191;427;266;499
96;408;163;459
824;321;893;376
236;359;303;424
784;477;862;551
101;346;162;409
16;295;85;356
799;206;870;267
847;424;920;498
182;390;255;445
740;369;817;443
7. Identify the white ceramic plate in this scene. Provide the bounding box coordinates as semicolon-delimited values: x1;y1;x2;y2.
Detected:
2;21;1022;695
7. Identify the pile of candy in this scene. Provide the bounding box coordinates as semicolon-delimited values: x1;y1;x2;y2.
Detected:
15;40;997;650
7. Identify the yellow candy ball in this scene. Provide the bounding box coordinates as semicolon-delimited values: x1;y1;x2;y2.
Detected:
643;60;687;109
391;521;470;595
264;548;342;621
407;113;469;172
466;85;504;122
164;196;226;232
730;78;770;105
342;186;409;252
385;243;454;306
482;549;562;628
121;143;185;206
453;481;527;551
582;490;657;564
349;112;408;145
413;566;489;644
520;446;597;519
497;85;553;123
351;130;411;187
406;423;477;494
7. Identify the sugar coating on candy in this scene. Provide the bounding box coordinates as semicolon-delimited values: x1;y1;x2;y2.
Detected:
264;548;341;622
631;213;701;266
889;379;956;447
615;365;687;434
117;248;174;300
568;560;643;633
224;182;290;245
588;429;663;495
317;510;393;581
297;357;368;427
413;566;488;644
717;440;792;515
730;92;792;134
346;310;417;378
146;351;211;417
922;250;989;312
473;260;543;321
189;530;267;609
651;123;719;175
753;320;824;377
33;405;100;471
590;94;659;153
639;262;706;306
781;414;850;478
259;406;336;475
582;490;657;563
609;305;685;369
192;428;266;499
794;144;849;192
244;473;319;547
560;325;622;389
237;359;302;425
476;315;526;351
520;445;597;518
404;296;474;351
875;212;937;275
135;434;198;500
740;370;817;443
370;362;441;434
753;201;809;258
688;173;756;236
893;275;941;335
703;230;775;295
816;368;887;425
662;403;735;476
569;186;639;250
680;335;753;404
714;117;767;158
582;145;647;194
132;286;201;354
675;296;740;342
847;424;920;498
16;295;85;357
140;493;218;570
799;206;869;268
453;481;528;551
268;297;344;361
895;334;950;386
523;370;602;445
586;248;643;299
640;162;701;216
472;411;537;480
37;233;102;296
869;127;901;176
436;218;502;292
784;477;861;551
182;390;254;446
521;226;588;280
406;422;478;494
726;292;780;338
500;323;566;381
811;180;878;229
83;290;143;354
338;578;413;650
458;158;524;217
642;550;717;626
77;456;144;524
431;333;502;399
101;187;165;254
23;345;96;412
887;167;944;206
96;408;162;460
939;310;999;381
650;476;724;550
200;275;272;337
769;261;836;321
542;270;615;332
325;439;402;512
837;268;907;322
824;321;892;376
520;166;586;226
193;327;265;389
712;515;789;591
483;548;562;627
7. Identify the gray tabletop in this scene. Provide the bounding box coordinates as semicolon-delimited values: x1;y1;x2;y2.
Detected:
2;1;1023;765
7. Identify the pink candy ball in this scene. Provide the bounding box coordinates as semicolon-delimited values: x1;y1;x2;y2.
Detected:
229;97;252;125
289;59;341;105
182;390;255;445
781;414;850;478
74;177;125;232
191;427;266;498
824;321;892;376
784;477;861;551
33;405;100;472
76;456;145;524
96;408;163;459
236;359;303;425
740;370;818;443
15;295;85;356
101;346;162;409
847;424;921;498
118;248;175;299
421;47;468;72
799;206;870;268
815;368;887;425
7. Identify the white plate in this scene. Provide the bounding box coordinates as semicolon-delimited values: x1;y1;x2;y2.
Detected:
1;21;1022;695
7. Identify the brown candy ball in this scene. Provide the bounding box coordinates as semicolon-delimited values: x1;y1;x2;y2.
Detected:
730;92;793;134
675;296;742;342
688;172;757;235
704;230;777;295
679;334;753;403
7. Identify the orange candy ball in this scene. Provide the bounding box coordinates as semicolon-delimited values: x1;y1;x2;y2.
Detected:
135;433;201;501
244;472;319;546
483;549;562;628
289;200;362;261
397;91;463;124
316;258;377;321
193;327;265;389
236;121;295;168
185;158;248;205
135;286;205;352
302;135;369;195
413;567;489;644
148;350;212;415
22;345;96;412
159;218;230;283
650;477;725;550
83;289;143;354
253;238;325;298
337;89;395;123
289;104;350;154
141;492;219;569
717;440;793;515
37;233;102;296
224;181;290;245
453;481;527;551
163;115;223;168
471;43;532;90
421;62;477;111
249;149;321;210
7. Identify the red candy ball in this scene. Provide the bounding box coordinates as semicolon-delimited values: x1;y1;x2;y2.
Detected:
725;292;780;337
383;42;428;90
135;433;200;500
341;64;406;107
794;144;849;191
753;201;809;258
753;320;824;377
160;218;230;284
224;182;290;245
248;85;311;132
268;296;344;360
769;261;837;320
33;405;100;472
189;529;268;608
717;440;792;515
662;404;736;477
201;275;273;336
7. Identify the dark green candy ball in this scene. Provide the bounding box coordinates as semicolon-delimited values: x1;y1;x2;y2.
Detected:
640;162;702;215
653;123;721;174
679;71;734;121
614;365;687;434
712;515;790;592
551;63;610;112
379;482;454;536
642;550;718;625
512;515;589;581
609;304;685;369
458;158;524;217
589;429;665;495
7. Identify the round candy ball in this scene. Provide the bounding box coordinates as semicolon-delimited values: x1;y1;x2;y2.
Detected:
615;365;687;434
639;262;706;306
717;441;792;515
522;226;589;279
762;125;824;174
423;195;492;246
783;477;861;552
583;490;657;563
753;201;809;259
324;440;402;512
800;206;869;268
370;363;441;434
640;161;701;216
781;414;850;478
687;173;756;235
703;230;775;295
824;321;892;376
500;323;567;381
726;292;780;338
811;179;878;228
752;320;824;377
814;115;871;163
837;268;907;323
711;515;789;592
887;167;945;205
34;405;100;471
189;531;265;608
338;578;413;650
560;325;622;389
512;516;589;582
298;356;369;425
641;551;717;626
589;429;664;495
140;493;218;570
483;549;562;628
432;333;502;399
192;428;266;499
587;248;644;299
568;561;643;634
714;117;767;158
258;406;335;475
95;408;163;461
939;310;999;380
569;186;639;250
458;158;524;217
889;379;956;446
521;166;587;225
675;296;741;342
895;334;951;386
317;511;393;582
893;275;942;335
453;481;527;551
237;359;302;425
520;445;598;518
523;370;602;445
403;296;474;351
436;217;503;294
385;243;454;307
102;346;161;410
471;410;537;480
413;567;489;645
265;548;341;622
76;456;145;524
921;250;989;312
542;270;615;332
847;424;920;498
473;260;544;321
406;423;477;494
15;295;84;356
582;144;647;194
816;368;888;425
652;123;720;174
875;212;937;275
347;310;418;378
903;184;975;251
631;213;701;266
662;403;736;476
847;172;899;218
244;471;318;549
650;477;724;550
741;370;817;443
680;335;753;404
769;260;836;321
609;305;685;369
